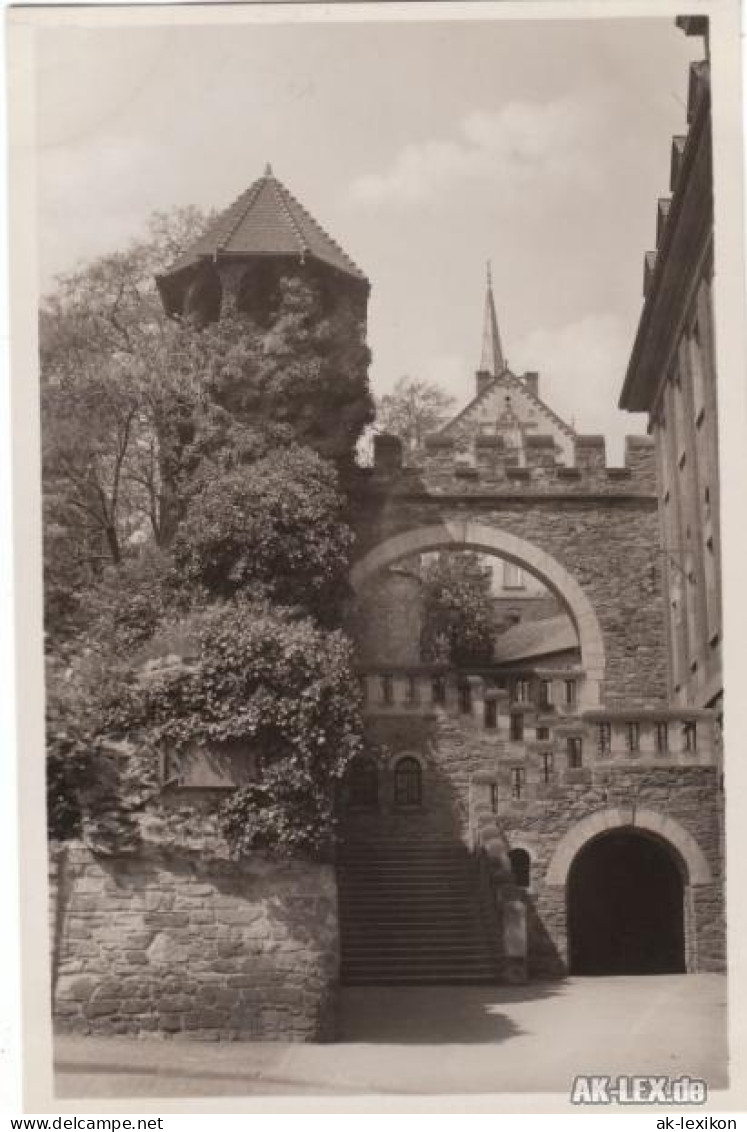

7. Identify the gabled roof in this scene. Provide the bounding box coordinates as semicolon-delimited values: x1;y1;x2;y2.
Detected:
441;367;575;441
162;165;368;284
492;614;579;663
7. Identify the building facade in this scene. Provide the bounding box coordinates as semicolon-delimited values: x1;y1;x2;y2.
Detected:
620;21;721;716
50;121;726;1038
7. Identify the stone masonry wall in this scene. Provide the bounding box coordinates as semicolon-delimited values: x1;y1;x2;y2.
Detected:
49;843;339;1041
342;713;504;844
342;714;725;977
496;765;725;976
351;491;668;709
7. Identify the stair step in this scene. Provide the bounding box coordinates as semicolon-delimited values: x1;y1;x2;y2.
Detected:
341;946;496;958
341;974;499;986
337;838;497;987
341;965;499;978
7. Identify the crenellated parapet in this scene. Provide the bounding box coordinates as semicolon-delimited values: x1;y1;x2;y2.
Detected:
366;431;656;496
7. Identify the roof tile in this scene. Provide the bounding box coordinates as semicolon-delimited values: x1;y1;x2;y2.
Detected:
164;169;367;283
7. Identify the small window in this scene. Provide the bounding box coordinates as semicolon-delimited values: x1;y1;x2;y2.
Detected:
489;782;498;813
514;678;531;704
539;680;552;709
510;713;524;742
597;722;612;755
567;736;583;769
347;757;378;809
503;562;524;589
432;675;446;706
405;675;418;705
564;680;577;708
458;681;472;715
484;698;497;730
381;674;394;705
394;757;422;807
626;722;640;753
541;750;554;784
536;725;550;742
656;722;669;754
509;848;531;887
683;721;698;752
510;767;526;800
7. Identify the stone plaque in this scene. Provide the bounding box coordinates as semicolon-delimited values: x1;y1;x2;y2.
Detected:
162;741;259;789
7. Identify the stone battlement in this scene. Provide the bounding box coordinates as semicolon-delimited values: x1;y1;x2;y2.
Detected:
368;433;656;495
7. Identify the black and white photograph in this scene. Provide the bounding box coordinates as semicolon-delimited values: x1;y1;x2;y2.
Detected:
5;0;747;1114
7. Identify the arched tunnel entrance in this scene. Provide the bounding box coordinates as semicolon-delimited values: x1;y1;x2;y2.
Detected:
568;830;686;975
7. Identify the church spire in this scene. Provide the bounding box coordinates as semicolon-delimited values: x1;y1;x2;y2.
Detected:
478;260;505;381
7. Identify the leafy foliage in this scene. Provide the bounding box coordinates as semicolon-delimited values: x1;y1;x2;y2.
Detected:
420;552;495;665
115;600;363;856
171;446;352;619
376;376;455;459
43;207;370;858
40;209;213;642
178;277;374;463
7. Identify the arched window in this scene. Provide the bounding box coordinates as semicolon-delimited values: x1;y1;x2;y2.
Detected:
509;848;531;888
347;756;379;809
394;756;422;808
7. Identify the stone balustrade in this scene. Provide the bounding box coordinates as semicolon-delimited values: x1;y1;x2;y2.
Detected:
359;666;718;772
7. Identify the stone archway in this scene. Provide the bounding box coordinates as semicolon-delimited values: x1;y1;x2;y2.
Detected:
350;521;606;706
567;829;686;974
545;808;713;888
545;808;712;974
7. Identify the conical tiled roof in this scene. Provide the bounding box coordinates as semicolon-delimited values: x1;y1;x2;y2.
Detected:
163;165;368;283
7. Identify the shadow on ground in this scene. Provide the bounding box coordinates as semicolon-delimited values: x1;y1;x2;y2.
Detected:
336;980;565;1044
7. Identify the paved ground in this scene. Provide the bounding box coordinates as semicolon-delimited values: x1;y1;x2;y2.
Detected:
54;975;728;1101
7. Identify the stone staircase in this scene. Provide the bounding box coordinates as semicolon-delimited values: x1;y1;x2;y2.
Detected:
337;839;500;986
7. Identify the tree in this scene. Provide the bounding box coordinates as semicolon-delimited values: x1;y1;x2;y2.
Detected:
40;208;213;641
42;211;372;857
41;219;375;646
171;445;353;620
178;277;374;464
420;552;495;665
376;376;455;457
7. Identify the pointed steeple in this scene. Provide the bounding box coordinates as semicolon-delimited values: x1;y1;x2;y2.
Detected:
477;261;505;386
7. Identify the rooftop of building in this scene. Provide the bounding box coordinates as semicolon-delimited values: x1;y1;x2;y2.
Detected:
159;164;368;286
491;613;579;663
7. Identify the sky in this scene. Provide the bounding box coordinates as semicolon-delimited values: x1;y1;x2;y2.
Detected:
35;14;702;461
